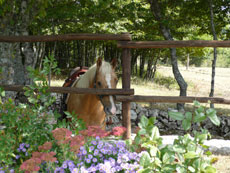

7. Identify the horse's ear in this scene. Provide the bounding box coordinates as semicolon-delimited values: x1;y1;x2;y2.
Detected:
111;58;117;69
97;57;102;68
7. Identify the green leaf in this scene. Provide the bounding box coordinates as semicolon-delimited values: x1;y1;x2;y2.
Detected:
162;152;171;164
196;133;208;143
204;166;217;173
140;152;151;168
184;151;198;159
138;168;154;173
168;111;184;121
206;109;220;126
138;129;147;135
185;112;192;121
194;112;206;123
208;114;220;126
150;126;160;140
188;166;196;172
149;116;156;125
173;144;186;153
193;100;200;107
150;145;158;157
182;119;191;131
139;116;149;128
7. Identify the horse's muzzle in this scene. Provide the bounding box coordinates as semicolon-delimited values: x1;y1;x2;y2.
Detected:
104;106;116;116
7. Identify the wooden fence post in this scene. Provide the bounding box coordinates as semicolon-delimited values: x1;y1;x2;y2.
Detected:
122;47;132;139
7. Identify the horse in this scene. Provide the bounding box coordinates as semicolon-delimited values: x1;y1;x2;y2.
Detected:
66;58;118;129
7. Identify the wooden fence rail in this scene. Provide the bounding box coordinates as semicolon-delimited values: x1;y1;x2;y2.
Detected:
116;95;230;105
0;85;134;95
0;33;131;42
118;40;230;48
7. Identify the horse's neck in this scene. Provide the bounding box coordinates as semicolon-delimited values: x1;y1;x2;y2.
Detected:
76;65;96;88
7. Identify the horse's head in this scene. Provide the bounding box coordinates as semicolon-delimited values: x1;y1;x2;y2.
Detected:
95;58;118;116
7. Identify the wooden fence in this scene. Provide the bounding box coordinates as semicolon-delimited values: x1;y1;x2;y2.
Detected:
1;33;230;139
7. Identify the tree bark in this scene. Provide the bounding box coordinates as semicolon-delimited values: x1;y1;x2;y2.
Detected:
0;1;36;98
148;0;187;110
186;53;190;70
209;0;217;108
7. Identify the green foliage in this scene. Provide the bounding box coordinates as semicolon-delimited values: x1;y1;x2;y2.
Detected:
0;54;82;170
132;101;219;173
63;111;86;135
168;100;220;132
154;72;179;90
24;54;60;111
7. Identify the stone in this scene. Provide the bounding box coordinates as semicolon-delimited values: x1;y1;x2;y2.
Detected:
148;109;159;117
131;102;137;110
116;103;122;110
131;110;137;121
139;108;149;118
159;110;168;119
136;104;142;114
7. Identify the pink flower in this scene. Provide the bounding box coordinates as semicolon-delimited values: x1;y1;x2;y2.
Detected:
41;152;57;162
111;126;127;136
80;126;110;138
69;135;85;153
38;141;52;151
52;128;72;144
20;158;40;172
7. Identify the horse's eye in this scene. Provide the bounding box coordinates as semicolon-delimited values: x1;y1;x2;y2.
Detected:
97;81;101;86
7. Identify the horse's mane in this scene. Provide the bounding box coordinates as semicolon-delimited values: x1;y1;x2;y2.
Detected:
76;61;112;88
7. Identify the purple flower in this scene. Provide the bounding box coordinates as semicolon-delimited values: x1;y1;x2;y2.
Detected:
71;168;79;173
86;158;91;164
98;141;103;146
89;146;94;151
25;144;30;148
82;149;87;155
88;154;93;159
91;140;97;145
87;166;97;172
19;143;25;149
92;157;98;163
109;157;116;166
94;149;99;156
68;161;75;168
22;148;26;152
15;155;20;159
62;162;67;169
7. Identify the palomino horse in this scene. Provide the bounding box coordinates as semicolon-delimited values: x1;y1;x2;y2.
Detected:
66;58;118;129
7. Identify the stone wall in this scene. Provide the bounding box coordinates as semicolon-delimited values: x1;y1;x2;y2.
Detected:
112;102;230;139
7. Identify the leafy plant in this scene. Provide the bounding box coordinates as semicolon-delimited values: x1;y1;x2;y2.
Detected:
168;100;220;132
132;101;219;173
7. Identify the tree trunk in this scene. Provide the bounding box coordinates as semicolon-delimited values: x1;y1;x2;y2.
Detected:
148;0;187;110
209;0;217;108
186;53;190;70
0;1;36;98
139;53;146;78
